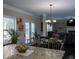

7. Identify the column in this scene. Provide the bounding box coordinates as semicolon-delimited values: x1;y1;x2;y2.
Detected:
43;14;47;36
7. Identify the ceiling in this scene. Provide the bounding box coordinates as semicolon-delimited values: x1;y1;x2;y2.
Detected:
3;0;75;19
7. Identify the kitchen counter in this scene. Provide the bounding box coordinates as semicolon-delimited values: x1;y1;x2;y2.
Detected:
4;44;65;59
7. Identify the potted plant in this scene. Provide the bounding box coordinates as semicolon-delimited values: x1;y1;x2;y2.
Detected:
8;29;19;44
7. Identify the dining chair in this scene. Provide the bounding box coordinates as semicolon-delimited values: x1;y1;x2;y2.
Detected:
30;33;41;47
40;38;48;48
48;38;61;50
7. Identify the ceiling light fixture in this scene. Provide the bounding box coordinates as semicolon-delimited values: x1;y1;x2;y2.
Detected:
52;20;56;23
45;20;51;23
45;3;56;25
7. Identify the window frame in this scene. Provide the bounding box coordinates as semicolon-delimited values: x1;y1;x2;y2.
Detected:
3;15;16;44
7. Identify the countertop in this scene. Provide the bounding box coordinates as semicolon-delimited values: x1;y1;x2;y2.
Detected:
4;44;65;59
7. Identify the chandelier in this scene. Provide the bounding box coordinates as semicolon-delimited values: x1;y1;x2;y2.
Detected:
45;4;56;24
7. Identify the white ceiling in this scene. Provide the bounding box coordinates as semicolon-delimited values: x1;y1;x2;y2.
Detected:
3;0;75;19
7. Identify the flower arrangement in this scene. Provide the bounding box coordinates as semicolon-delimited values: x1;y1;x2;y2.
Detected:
16;44;27;53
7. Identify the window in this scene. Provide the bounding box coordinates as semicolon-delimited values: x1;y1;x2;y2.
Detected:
47;24;53;32
3;16;16;44
25;22;30;39
25;22;35;44
31;23;35;38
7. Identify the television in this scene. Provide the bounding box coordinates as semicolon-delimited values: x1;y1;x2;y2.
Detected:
67;19;75;26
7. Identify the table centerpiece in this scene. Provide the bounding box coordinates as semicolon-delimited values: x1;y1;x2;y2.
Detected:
15;44;28;53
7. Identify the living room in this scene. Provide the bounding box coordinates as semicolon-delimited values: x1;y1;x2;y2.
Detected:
3;0;75;59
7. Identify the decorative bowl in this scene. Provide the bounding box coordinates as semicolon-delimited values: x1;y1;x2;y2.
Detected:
16;44;27;53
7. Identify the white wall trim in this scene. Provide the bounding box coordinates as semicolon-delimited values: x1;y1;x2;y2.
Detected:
3;4;41;19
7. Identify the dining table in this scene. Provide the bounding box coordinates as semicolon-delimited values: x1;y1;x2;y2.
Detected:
4;44;65;59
